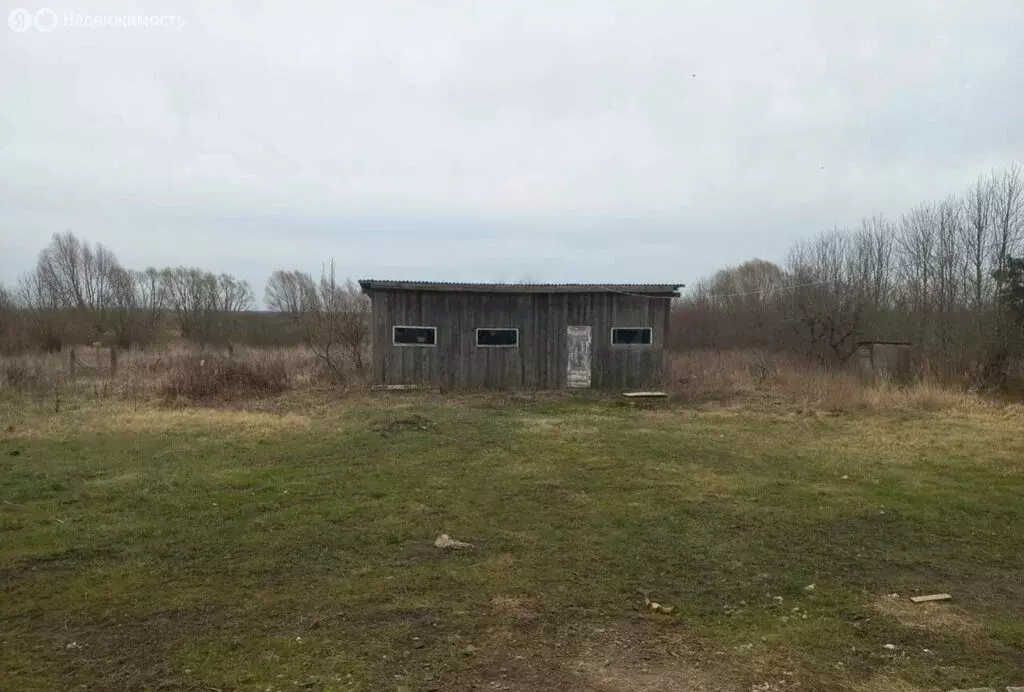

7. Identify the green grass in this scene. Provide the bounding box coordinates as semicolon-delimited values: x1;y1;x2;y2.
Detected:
1;393;1022;691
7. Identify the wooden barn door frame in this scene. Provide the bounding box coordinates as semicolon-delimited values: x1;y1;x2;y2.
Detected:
566;325;592;388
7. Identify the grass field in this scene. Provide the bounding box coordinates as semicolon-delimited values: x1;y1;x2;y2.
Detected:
1;392;1022;691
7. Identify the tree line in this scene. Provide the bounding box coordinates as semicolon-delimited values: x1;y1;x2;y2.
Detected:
0;232;369;377
672;164;1024;387
3;165;1023;387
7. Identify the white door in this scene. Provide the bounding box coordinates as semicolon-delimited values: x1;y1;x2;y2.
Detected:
566;325;592;388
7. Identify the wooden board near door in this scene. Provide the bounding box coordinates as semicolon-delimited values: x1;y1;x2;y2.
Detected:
566;325;592;388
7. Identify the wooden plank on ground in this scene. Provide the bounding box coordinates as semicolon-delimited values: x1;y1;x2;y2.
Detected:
372;384;441;392
910;593;952;603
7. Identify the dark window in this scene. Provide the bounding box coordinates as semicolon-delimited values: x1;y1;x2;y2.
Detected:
611;327;652;345
476;328;518;347
393;326;436;346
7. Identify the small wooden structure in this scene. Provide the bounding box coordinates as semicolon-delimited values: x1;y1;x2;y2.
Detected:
855;340;912;382
358;281;682;390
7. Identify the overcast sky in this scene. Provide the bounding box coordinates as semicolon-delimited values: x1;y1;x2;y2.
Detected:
2;0;1022;297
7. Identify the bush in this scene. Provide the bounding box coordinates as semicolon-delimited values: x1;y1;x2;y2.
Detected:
669;349;999;411
1;359;52;394
160;353;291;402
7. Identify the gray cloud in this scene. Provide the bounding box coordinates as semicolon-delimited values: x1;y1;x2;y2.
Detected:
2;0;1022;295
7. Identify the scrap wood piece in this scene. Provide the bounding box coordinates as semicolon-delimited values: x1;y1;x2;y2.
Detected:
910;593;952;603
372;384;442;392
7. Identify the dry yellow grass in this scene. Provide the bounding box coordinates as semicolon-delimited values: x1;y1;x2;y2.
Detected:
1;400;320;445
872;595;983;634
670;349;1006;412
0;343;365;401
3;345;1015;416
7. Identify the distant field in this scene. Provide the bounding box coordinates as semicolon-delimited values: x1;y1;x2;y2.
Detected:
1;393;1022;691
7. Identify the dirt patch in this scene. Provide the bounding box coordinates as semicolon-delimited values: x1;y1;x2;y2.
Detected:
3;606;224;691
575;657;735;692
0;546;123;588
490;595;540;620
570;622;741;692
872;595;982;633
393;618;740;692
371;413;434;435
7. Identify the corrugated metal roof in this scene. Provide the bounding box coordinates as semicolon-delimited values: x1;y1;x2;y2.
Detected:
358;280;683;295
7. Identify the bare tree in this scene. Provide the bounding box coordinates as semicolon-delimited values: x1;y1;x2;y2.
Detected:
855;216;896;309
162;267;253;348
671;278;717;350
323;270;369;371
0;282;11;316
107;266;169;348
785;231;872;362
961;176;994;311
265;270;317;322
0;282;15;351
991;164;1024;306
213;273;255;348
16;267;63;351
696;259;785;348
264;264;369;376
162;267;212;343
670;164;1023;385
301;263;369;377
134;267;169;343
35;231;122;341
931;198;968;369
109;266;137;348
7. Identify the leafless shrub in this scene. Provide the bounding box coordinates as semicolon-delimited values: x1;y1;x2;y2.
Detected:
670;350;997;412
0;282;18;355
159;352;291;402
1;359;49;393
264;262;369;381
0;344;365;404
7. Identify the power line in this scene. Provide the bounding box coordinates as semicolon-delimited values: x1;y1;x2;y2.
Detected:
693;279;834;300
594;279;834;301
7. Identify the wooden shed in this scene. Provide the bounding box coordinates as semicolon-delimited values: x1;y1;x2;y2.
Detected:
855;340;912;382
358;281;682;390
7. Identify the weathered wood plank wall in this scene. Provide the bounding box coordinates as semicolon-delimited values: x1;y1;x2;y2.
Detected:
367;289;672;390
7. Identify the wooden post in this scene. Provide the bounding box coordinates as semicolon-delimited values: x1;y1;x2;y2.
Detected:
67;346;76;379
109;347;119;375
